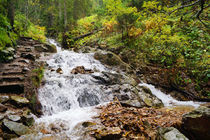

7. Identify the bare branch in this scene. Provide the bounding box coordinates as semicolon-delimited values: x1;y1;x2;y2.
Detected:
169;0;200;15
195;0;209;28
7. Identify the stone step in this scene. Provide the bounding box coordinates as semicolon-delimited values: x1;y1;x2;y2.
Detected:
0;83;24;94
0;76;25;83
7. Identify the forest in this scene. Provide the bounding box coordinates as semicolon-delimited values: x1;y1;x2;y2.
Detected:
1;0;209;97
0;0;209;139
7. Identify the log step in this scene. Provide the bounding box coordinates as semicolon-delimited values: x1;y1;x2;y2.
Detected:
0;83;24;94
0;76;25;83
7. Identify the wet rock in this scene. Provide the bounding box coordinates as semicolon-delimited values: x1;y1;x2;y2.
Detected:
2;133;17;139
123;74;138;86
34;43;57;53
15;134;67;140
8;115;21;122
77;91;100;107
10;95;29;106
182;106;210;140
100;72;123;85
3;119;30;136
56;96;71;110
0;103;7;112
56;68;63;74
44;43;57;53
114;94;130;101
21;114;35;126
93;127;122;140
141;86;152;95
82;121;97;128
120;99;144;108
94;51;131;72
133;86;163;108
157;127;189;140
0;114;5;120
0;95;9;104
34;44;48;52
79;46;92;53
71;66;94;74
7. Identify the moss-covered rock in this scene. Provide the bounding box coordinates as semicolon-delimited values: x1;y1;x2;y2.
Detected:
133;86;164;108
157;127;189;140
34;43;57;53
2;119;30;136
182;106;210;140
94;51;131;72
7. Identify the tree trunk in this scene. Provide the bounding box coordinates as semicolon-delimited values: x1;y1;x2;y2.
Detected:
7;0;15;29
59;0;62;22
63;0;67;30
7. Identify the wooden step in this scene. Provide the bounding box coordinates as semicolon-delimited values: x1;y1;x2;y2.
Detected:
0;76;25;83
2;70;24;75
0;83;24;94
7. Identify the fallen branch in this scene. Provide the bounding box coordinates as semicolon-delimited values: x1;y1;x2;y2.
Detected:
73;29;99;41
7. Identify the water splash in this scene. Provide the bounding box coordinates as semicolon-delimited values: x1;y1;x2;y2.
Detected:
139;83;201;108
36;40;114;139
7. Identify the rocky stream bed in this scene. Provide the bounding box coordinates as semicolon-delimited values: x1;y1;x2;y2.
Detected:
0;38;209;140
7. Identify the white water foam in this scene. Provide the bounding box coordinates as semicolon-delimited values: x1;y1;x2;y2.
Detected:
139;83;201;108
36;40;113;139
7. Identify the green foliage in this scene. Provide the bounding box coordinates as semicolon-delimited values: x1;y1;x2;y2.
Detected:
74;0;209;97
77;15;98;33
32;66;44;87
14;13;31;36
14;13;46;42
0;13;17;63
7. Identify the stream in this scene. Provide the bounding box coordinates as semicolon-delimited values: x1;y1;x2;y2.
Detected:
32;39;201;139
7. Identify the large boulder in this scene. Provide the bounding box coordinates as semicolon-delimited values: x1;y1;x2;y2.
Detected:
94;51;131;72
2;119;30;136
92;127;122;140
77;91;100;107
91;72;137;86
0;103;7;112
182;106;210;140
34;43;57;53
133;86;163;108
0;95;9;103
10;95;29;106
157;127;189;140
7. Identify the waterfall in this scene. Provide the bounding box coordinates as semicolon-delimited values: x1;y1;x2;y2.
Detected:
36;39;114;139
33;39;202;139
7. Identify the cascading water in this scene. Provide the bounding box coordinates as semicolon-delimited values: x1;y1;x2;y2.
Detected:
35;39;116;139
139;83;201;108
33;39;202;139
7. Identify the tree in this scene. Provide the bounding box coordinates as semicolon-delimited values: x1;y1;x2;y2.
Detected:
7;0;15;28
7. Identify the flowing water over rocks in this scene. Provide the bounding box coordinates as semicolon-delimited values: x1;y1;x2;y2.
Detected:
26;39;205;140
